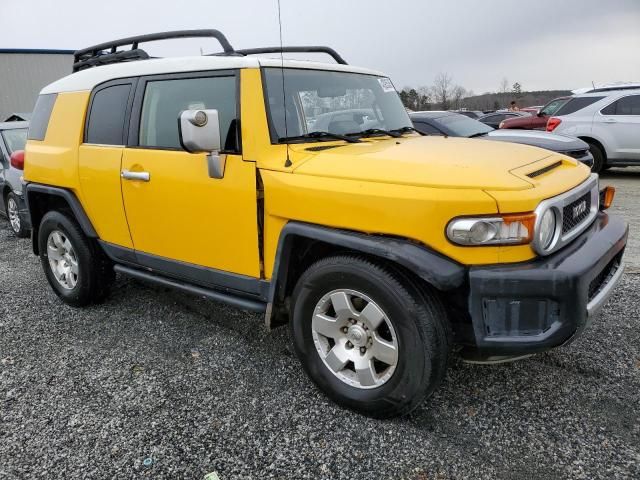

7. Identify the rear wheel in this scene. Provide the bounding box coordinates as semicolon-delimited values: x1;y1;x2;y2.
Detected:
5;192;28;238
38;210;114;306
586;141;606;173
290;255;450;418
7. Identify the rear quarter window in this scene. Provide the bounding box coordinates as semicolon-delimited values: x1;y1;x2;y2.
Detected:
85;83;132;145
555;96;605;116
28;93;58;141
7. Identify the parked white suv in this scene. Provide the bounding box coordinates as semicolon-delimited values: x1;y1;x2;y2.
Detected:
546;87;640;172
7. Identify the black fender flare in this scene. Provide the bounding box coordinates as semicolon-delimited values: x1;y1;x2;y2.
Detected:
266;221;466;327
25;184;98;255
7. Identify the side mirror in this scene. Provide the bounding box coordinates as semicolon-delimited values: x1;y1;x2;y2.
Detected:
10;150;25;170
179;109;225;179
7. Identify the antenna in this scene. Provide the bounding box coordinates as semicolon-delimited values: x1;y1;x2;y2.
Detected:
277;0;292;167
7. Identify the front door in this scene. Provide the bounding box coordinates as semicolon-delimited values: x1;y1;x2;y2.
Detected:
120;71;261;279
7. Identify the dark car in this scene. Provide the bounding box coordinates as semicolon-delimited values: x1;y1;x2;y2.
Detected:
410;111;594;169
0;121;30;237
499;96;571;130
477;111;531;128
452;110;484;119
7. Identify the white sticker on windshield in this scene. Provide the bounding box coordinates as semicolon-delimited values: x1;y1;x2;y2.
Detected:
378;77;396;93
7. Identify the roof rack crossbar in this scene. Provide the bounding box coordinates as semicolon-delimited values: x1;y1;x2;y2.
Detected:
233;46;347;65
72;30;349;72
73;29;235;72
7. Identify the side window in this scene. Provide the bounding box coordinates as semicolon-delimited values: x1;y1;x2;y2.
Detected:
601;95;640;116
555;96;605;116
28;94;57;141
485;114;506;122
85;84;131;145
138;75;238;151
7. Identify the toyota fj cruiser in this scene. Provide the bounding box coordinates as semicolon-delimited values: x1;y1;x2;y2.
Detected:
24;30;627;418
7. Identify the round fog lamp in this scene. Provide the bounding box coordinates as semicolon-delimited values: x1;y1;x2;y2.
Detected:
538;209;556;249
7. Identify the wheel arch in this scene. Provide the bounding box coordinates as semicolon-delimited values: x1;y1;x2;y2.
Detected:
577;136;607;160
265;222;466;329
25;184;98;255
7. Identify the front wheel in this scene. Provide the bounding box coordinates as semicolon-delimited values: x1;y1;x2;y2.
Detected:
290;255;450;418
5;192;29;238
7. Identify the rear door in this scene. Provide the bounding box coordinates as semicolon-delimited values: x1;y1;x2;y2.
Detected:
120;70;262;280
79;79;136;249
597;94;640;160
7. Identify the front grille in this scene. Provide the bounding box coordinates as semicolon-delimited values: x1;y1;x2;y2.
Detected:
527;161;562;178
566;149;589;159
562;192;591;234
588;253;622;301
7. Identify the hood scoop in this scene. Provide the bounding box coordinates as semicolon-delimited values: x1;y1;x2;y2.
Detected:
527;161;562;178
305;145;345;152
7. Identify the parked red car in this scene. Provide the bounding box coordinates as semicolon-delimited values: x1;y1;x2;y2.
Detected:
499;96;570;130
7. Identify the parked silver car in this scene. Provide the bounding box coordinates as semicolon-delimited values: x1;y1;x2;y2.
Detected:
0;121;30;237
546;86;640;172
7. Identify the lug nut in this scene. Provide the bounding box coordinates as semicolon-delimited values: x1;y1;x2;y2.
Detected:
346;341;353;349
341;327;348;333
360;347;367;354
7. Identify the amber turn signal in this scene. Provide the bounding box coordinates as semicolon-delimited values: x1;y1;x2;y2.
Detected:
600;186;616;210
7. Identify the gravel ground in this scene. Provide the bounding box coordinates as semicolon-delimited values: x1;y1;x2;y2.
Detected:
1;171;639;480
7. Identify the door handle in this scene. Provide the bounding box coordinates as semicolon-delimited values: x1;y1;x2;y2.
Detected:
121;170;150;182
603;118;617;123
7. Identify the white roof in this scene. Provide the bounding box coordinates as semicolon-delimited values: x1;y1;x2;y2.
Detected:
41;55;385;94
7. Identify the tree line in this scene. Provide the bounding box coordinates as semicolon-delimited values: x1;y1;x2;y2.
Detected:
399;73;570;112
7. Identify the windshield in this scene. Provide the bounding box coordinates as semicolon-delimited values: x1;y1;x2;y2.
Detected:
1;128;28;154
540;98;569;116
263;68;412;142
437;114;493;137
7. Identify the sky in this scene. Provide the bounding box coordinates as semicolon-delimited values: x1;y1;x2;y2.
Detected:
2;0;639;94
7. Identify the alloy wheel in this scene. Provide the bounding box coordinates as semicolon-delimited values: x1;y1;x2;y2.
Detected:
7;197;20;233
47;230;79;290
311;289;398;389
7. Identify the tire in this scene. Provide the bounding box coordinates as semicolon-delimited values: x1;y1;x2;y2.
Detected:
38;210;114;307
290;255;450;418
5;192;29;238
586;141;606;173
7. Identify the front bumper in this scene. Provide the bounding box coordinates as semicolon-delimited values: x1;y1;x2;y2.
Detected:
464;212;627;358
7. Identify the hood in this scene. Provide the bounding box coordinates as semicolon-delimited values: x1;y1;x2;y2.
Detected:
290;135;559;190
485;129;589;152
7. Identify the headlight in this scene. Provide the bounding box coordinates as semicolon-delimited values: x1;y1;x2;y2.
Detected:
447;213;535;246
537;208;557;250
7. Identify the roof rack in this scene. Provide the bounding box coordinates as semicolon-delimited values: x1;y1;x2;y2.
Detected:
73;29;235;72
572;82;640;94
73;29;348;72
232;46;347;65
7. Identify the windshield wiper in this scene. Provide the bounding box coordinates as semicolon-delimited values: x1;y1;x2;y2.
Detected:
347;128;402;139
389;126;423;136
468;132;488;138
279;131;361;143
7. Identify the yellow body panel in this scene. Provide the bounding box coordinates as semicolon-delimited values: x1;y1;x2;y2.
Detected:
260;169;504;276
120;149;261;277
25;91;89;189
78;145;133;248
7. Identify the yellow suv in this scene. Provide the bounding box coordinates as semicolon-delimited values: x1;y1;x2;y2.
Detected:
24;30;627;418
